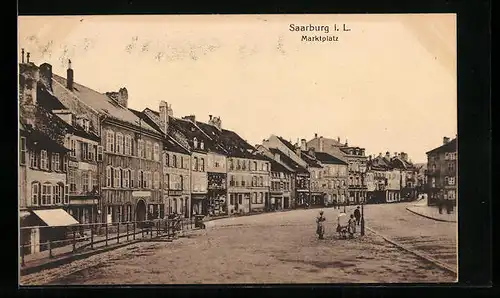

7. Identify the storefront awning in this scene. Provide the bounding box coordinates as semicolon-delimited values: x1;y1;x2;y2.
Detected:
33;209;79;227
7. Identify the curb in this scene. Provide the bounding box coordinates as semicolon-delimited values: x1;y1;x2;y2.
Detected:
366;226;457;276
405;207;457;223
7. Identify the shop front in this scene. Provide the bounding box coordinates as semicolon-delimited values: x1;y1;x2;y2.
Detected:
191;193;207;216
207;172;227;216
67;196;99;224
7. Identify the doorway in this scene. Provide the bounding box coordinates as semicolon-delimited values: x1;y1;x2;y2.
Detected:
136;199;146;222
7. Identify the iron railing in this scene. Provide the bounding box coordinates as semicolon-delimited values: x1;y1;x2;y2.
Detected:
19;217;197;268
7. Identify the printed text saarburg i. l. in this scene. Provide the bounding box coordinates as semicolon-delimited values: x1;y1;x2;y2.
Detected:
289;23;351;42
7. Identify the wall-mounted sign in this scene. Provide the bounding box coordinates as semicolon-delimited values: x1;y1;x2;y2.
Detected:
168;190;183;196
132;191;151;197
69;161;79;168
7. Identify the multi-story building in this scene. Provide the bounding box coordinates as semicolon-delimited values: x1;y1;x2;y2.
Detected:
366;152;403;203
19;57;75;254
261;156;293;211
167;115;211;217
50;61;164;223
194;116;230;216
196;117;270;215
298;148;324;206
425;137;458;207
311;151;349;206
136;103;192;217
414;163;428;198
262;135;311;208
390;152;419;201
306;134;368;204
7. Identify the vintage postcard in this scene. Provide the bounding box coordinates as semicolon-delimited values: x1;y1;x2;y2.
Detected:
18;14;457;285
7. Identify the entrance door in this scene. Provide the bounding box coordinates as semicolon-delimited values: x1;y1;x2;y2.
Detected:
136;200;147;222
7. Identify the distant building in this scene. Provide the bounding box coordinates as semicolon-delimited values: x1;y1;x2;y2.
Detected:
366;152;402;203
425;137;457;206
307;134;368;204
311;151;349;206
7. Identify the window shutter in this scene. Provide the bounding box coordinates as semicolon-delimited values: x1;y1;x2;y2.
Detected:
64;184;69;204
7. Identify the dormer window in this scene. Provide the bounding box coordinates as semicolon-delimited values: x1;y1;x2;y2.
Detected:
200;141;204;150
83;119;90;132
193;137;198;148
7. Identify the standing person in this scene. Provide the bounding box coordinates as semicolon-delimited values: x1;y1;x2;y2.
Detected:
316;210;326;239
354;206;361;226
348;214;356;238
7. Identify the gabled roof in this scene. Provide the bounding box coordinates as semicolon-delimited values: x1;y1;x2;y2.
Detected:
51;74;158;134
261;155;292;173
168;117;215;154
196;121;264;160
369;155;393;171
314;151;348;165
277;136;297;152
268;148;309;174
426;138;457;155
19;120;69;153
129;109;190;155
300;151;323;168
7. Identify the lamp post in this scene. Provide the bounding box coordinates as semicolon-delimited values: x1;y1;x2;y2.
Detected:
360;194;365;236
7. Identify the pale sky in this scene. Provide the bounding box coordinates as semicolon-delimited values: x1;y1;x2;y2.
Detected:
18;14;457;163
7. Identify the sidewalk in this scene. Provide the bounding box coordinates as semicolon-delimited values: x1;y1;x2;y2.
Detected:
406;199;457;223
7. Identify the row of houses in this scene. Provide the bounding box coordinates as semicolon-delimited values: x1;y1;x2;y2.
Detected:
19;54;451;253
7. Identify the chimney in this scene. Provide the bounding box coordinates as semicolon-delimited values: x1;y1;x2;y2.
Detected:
314;133;318;138
39;63;53;91
361;149;365;156
21;48;25;63
67;59;74;91
27;52;31;63
397;153;401;159
209;115;212;120
159;101;169;134
183;115;196;123
118;88;128;107
19;62;40;125
379;152;382;157
208;115;222;130
385;152;390;158
300;139;307;151
443;137;450;144
368;155;372;161
337;136;340;143
345;139;348;146
167;104;173;116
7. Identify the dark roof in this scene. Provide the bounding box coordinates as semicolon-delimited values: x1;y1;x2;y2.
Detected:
268;148;309;173
51;74;158;134
368;156;393;171
167;117;218;154
196;121;264;160
260;155;292;173
300;151;323;168
20;121;70;153
314;151;348;165
277;136;297;152
426;138;457;155
129;109;190;155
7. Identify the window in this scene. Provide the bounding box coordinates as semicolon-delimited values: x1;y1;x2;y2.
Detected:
68;168;76;192
114;168;121;188
40;150;48;170
236;160;241;170
106;130;115;152
200;158;205;172
164;174;170;190
173;155;177;168
146;141;152;159
92;171;97;191
124;170;130;188
30;150;38;168
82;171;89;192
444;176;449;185
431;177;436;188
229;159;234;170
238;194;243;205
53;184;61;204
70;139;77;157
125;135;132;155
230;175;235;187
138;140;144;158
445;153;449;160
31;182;40;206
200;141;204;150
148;172;152;189
180;176;184;190
193;157;198;171
41;183;52;205
106;167;112;187
53;153;60;171
448;162;455;172
20;137;27;165
97;146;103;161
449;177;455;185
116;133;124;154
193;137;198;148
153;143;159;161
253;161;257;171
242;160;247;170
154;172;159;189
252;193;257;204
165;154;170;167
258;192;263;204
139;171;144;188
259;176;263;186
88;145;96;161
180;156;184;169
130;169;135;188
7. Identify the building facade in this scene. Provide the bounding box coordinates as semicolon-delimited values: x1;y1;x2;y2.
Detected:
426;137;458;207
312;151;349;206
366;152;403;203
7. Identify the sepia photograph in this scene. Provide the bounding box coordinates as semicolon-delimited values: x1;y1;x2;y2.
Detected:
18;14;458;285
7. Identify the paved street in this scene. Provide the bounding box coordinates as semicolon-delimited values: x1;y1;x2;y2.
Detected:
21;203;457;285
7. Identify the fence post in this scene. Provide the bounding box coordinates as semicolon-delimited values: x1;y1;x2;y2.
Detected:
90;224;94;250
72;226;76;252
21;241;25;267
48;227;53;259
105;223;108;247
133;222;136;240
126;222;129;241
150;221;153;239
141;222;144;239
117;222;120;244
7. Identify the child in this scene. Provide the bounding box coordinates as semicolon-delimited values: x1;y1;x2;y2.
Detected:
348;214;356;238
